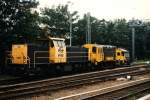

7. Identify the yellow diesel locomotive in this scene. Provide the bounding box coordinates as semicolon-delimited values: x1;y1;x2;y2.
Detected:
83;44;129;66
5;37;130;74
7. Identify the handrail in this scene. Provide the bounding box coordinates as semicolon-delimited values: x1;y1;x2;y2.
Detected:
27;56;30;68
34;51;49;68
6;50;90;68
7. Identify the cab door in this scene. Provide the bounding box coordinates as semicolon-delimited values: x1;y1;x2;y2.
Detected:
97;48;104;62
91;46;97;63
91;46;103;65
12;44;27;64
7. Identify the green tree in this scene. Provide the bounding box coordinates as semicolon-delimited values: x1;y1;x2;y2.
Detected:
72;15;87;45
0;0;39;42
40;4;79;39
74;15;107;45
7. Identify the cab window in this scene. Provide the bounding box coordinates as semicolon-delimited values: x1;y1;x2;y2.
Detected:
57;41;61;46
53;40;58;46
61;41;65;47
52;40;65;47
117;52;120;56
92;47;96;53
121;52;124;56
49;40;54;47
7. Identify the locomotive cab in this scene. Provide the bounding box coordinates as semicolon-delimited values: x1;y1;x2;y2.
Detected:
83;44;104;65
83;44;116;66
48;37;66;63
115;48;129;65
6;37;66;68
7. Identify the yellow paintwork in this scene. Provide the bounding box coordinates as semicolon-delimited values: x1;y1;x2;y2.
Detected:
49;37;66;63
115;48;126;63
83;44;104;65
49;47;66;63
12;44;27;64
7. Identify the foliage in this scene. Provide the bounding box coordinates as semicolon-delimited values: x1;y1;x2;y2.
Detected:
40;4;79;40
0;0;39;44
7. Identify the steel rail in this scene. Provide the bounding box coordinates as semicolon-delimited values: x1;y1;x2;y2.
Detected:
84;79;150;100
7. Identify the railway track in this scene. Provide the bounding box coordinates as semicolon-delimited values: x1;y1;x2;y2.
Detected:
58;78;150;100
0;65;149;99
83;78;150;100
0;75;55;86
0;77;22;85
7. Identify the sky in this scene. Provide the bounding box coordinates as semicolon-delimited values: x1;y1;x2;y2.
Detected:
38;0;150;20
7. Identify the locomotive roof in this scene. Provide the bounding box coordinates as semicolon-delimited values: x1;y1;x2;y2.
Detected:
100;45;116;48
94;44;116;48
84;44;116;48
48;37;65;41
119;48;128;52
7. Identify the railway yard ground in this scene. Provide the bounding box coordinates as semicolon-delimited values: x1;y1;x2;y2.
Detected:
15;73;150;100
0;64;149;100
